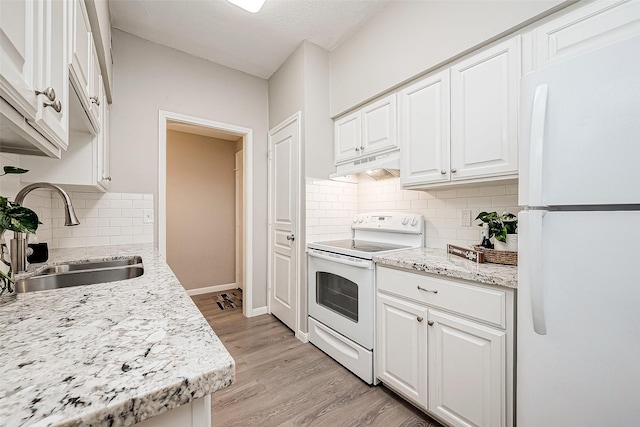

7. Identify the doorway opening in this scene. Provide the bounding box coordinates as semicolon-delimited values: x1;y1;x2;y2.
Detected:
158;111;254;317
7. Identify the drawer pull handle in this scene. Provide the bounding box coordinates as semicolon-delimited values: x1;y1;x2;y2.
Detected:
417;285;437;294
416;316;423;322
427;320;434;326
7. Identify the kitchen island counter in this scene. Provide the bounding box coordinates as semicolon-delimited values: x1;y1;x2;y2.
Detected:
0;244;234;427
374;247;517;289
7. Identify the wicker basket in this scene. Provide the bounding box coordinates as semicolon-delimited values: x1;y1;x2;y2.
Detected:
473;245;518;266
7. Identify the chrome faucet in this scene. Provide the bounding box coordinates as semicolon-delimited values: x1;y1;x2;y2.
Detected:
10;183;80;273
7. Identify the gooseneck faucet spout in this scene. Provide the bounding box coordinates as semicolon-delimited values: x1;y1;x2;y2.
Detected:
11;183;80;273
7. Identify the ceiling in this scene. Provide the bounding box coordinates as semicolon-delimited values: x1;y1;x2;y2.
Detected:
109;0;392;80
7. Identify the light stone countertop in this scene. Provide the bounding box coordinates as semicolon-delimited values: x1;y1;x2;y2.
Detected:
0;244;234;427
374;247;518;289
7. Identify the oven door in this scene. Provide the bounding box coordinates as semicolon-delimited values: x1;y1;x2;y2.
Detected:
307;249;374;350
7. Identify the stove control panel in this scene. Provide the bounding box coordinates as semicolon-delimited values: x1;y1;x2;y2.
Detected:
352;212;424;234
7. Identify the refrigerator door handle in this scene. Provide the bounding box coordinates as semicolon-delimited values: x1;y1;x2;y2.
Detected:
528;84;548;207
529;210;547;335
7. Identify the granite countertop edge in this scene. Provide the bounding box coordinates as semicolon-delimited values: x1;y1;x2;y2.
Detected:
0;244;235;427
373;247;518;289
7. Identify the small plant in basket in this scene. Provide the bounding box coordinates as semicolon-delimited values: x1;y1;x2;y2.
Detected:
475;211;517;243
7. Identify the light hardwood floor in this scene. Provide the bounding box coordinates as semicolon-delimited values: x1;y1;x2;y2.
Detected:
191;293;444;427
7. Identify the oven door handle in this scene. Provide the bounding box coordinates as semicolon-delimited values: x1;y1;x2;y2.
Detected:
307;250;373;269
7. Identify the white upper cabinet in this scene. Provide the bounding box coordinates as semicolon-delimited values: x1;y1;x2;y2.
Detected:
334;112;361;163
334;94;397;165
400;37;519;188
450;37;520;182
20;75;110;192
399;70;451;186
361;94;397;157
0;0;39;119
34;0;70;150
529;0;640;71
0;0;68;157
69;0;101;133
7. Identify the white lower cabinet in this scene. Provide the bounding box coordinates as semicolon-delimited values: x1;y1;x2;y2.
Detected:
377;293;428;407
427;309;506;427
376;266;514;427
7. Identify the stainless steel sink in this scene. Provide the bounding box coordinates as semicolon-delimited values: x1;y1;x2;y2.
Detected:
15;256;144;293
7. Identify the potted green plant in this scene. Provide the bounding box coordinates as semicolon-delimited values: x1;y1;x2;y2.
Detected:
475;211;518;251
0;167;40;304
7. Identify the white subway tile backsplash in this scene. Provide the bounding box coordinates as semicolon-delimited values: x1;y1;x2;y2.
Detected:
26;191;155;249
108;200;133;209
307;176;520;250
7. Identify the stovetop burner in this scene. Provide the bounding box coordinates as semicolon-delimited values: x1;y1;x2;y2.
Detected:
309;239;409;254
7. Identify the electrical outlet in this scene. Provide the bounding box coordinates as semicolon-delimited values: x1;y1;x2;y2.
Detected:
461;209;472;227
143;209;154;224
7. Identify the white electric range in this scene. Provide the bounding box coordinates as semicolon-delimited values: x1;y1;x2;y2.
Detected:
307;212;424;384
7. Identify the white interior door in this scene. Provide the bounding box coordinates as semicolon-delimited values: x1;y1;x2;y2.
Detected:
235;150;243;291
268;114;300;331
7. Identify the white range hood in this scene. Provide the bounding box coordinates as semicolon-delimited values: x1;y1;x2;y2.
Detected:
329;150;400;180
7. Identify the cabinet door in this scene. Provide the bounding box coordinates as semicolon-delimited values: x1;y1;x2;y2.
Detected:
428;309;506;427
361;94;397;156
34;0;69;149
532;0;640;70
334;111;360;164
0;0;38;118
450;37;519;181
400;70;450;187
87;42;101;131
69;0;92;113
98;81;110;190
376;292;428;409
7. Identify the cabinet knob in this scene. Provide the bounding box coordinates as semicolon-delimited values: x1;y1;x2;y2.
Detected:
417;285;438;294
360;146;365;151
286;234;295;241
417;316;423;322
440;170;446;175
451;168;457;173
427;320;434;326
90;96;100;106
35;87;56;101
43;100;62;113
355;147;360;152
103;176;112;181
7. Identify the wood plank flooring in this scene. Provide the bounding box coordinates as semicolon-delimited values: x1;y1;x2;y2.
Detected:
191;293;444;427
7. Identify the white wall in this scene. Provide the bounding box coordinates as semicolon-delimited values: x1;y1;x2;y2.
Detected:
110;30;270;311
269;41;334;180
330;0;568;116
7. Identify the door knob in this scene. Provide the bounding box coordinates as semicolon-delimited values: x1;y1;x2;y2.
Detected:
90;96;100;106
35;87;56;101
43;100;62;113
286;234;295;241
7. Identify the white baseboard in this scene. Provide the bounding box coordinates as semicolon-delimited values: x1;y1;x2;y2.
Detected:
296;331;309;343
187;283;238;296
248;306;268;317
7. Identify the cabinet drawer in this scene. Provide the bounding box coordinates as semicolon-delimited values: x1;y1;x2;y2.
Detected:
377;266;507;329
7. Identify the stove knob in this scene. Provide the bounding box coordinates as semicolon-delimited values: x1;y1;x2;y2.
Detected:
410;217;420;227
353;216;358;223
401;217;409;225
358;216;365;223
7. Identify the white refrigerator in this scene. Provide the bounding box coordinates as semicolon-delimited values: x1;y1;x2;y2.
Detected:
518;35;640;426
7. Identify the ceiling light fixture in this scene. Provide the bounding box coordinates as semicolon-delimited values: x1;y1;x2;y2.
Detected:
227;0;265;13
